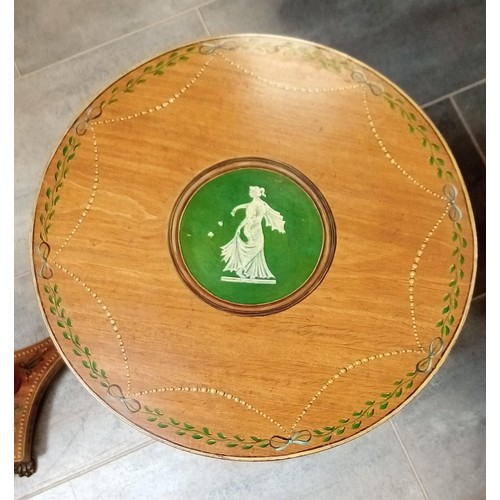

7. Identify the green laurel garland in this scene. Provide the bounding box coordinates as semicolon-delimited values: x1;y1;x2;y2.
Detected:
436;221;467;336
100;46;197;109
39;136;80;245
383;92;454;180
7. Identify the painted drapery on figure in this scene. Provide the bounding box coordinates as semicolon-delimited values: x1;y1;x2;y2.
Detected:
221;186;285;281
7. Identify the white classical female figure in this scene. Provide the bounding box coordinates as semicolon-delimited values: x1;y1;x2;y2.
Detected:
221;186;285;281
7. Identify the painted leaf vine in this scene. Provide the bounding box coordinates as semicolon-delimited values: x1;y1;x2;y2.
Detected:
100;46;197;108
141;369;420;449
383;93;453;180
436;221;467;336
311;371;418;442
39;136;80;244
239;38;352;75
44;283;109;388
143;407;271;449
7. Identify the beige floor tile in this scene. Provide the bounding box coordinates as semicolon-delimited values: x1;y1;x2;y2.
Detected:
15;0;206;74
14;273;49;350
37;423;426;500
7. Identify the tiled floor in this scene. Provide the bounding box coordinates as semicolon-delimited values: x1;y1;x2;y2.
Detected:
14;1;486;499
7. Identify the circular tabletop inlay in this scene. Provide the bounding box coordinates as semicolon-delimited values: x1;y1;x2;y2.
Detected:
169;157;335;315
32;35;477;460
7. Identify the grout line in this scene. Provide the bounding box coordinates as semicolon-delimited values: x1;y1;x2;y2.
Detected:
421;78;486;109
450;95;486;164
17;440;155;500
196;7;212;36
194;0;217;8
68;482;79;499
14;269;32;281
15;1;218;80
390;420;430;500
14;60;21;78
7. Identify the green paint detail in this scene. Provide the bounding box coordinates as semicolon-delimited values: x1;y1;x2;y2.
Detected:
437;221;466;336
39;136;80;245
238;37;353;75
311;371;418;439
383;92;453;180
179;168;324;305
44;282;109;387
144;372;420;451
141;407;271;448
100;46;197;108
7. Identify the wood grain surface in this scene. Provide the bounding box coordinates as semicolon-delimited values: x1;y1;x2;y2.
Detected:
31;35;477;460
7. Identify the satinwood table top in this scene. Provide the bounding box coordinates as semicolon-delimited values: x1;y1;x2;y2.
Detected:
31;34;477;460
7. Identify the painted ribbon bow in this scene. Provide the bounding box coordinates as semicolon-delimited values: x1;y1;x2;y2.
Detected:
75;104;103;136
199;40;237;55
416;337;444;373
107;384;141;413
443;184;463;222
269;430;312;451
38;241;53;279
351;70;384;96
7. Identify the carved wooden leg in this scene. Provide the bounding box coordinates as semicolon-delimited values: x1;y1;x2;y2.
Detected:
14;337;65;477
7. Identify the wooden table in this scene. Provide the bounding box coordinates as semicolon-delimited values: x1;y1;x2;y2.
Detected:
31;34;477;460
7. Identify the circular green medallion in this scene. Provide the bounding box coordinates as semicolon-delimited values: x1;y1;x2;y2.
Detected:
169;158;335;315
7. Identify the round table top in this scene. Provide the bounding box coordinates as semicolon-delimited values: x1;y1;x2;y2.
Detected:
32;34;477;460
